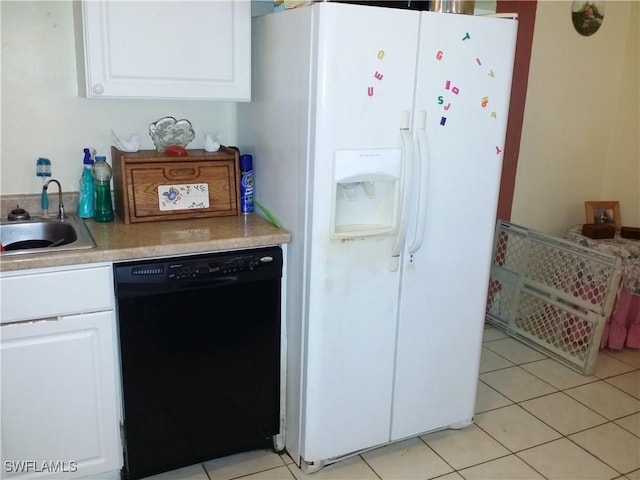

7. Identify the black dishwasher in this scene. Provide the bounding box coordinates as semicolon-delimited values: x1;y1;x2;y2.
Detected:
113;247;282;480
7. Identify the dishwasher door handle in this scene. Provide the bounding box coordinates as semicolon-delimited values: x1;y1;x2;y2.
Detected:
115;276;239;299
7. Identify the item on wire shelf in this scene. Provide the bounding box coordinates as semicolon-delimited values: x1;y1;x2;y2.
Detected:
581;223;615;239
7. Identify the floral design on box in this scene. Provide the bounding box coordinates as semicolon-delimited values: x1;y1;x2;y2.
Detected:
158;183;209;211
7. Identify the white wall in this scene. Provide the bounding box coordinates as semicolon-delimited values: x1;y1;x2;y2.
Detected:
2;1;639;234
0;1;238;196
511;0;639;235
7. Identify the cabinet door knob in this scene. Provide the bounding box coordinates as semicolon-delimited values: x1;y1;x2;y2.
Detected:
92;83;105;95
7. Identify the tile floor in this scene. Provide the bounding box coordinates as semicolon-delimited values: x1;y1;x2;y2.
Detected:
143;325;640;480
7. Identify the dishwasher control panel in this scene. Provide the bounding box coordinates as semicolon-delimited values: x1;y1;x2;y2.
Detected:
115;247;282;285
168;253;275;280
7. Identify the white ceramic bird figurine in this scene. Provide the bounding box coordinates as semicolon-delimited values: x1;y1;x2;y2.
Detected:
203;134;220;153
112;130;141;152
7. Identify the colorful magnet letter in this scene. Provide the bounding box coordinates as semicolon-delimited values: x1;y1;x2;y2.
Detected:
367;87;374;97
476;58;482;66
488;69;495;78
491;111;497;119
481;96;489;107
496;146;502;155
462;32;471;41
377;50;385;59
444;103;451;111
437;96;444;105
440;116;447;126
444;81;460;95
436;50;444;60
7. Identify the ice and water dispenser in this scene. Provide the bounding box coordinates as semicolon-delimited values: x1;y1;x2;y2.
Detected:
331;149;402;238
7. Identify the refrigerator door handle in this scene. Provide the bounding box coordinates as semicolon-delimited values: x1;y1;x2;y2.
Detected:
407;110;429;255
390;111;415;271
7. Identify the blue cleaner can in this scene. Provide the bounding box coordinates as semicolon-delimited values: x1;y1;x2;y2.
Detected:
240;154;254;214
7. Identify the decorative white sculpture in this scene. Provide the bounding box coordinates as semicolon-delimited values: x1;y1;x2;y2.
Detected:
111;130;141;152
203;133;221;153
149;117;195;152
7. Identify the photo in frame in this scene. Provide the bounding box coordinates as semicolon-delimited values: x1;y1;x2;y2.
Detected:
571;1;605;37
585;201;621;230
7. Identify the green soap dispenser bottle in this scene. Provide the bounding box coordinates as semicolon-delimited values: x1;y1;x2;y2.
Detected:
91;155;114;222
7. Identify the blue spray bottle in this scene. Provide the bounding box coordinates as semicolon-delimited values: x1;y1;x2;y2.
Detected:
77;148;95;218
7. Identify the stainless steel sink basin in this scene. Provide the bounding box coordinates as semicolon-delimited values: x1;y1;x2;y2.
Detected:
1;216;96;256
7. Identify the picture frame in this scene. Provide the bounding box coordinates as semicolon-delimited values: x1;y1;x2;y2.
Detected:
571;1;605;37
585;201;621;230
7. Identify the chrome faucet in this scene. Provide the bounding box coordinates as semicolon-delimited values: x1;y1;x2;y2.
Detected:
43;179;67;219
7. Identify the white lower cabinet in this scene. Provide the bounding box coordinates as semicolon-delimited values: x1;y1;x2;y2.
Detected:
1;265;121;479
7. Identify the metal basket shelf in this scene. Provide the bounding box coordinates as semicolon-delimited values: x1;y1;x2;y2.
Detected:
486;221;622;375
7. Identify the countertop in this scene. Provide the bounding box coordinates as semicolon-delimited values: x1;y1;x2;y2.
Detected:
0;214;291;273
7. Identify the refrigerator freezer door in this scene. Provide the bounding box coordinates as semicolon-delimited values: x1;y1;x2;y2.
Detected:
301;3;420;463
391;12;517;440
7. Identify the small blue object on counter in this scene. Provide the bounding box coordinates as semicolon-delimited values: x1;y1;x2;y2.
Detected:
240;154;254;214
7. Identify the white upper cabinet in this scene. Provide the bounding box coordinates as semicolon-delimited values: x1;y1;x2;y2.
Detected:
74;0;251;101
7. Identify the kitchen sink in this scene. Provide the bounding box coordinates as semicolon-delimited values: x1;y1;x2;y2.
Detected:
0;216;96;256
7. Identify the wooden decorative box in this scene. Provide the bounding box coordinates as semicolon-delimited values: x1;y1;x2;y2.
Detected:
581;223;615;239
621;226;640;240
111;147;239;224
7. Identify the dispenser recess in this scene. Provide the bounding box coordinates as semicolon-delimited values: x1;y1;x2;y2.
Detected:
331;149;402;239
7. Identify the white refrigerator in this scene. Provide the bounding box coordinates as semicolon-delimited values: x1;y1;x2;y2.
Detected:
238;2;517;472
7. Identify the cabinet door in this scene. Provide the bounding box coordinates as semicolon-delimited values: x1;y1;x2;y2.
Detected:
76;0;251;101
1;311;121;479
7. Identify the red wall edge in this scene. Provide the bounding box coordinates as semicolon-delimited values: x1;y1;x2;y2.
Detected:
496;1;537;221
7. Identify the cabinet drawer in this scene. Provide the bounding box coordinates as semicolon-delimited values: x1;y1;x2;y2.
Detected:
113;147;240;224
1;264;114;323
